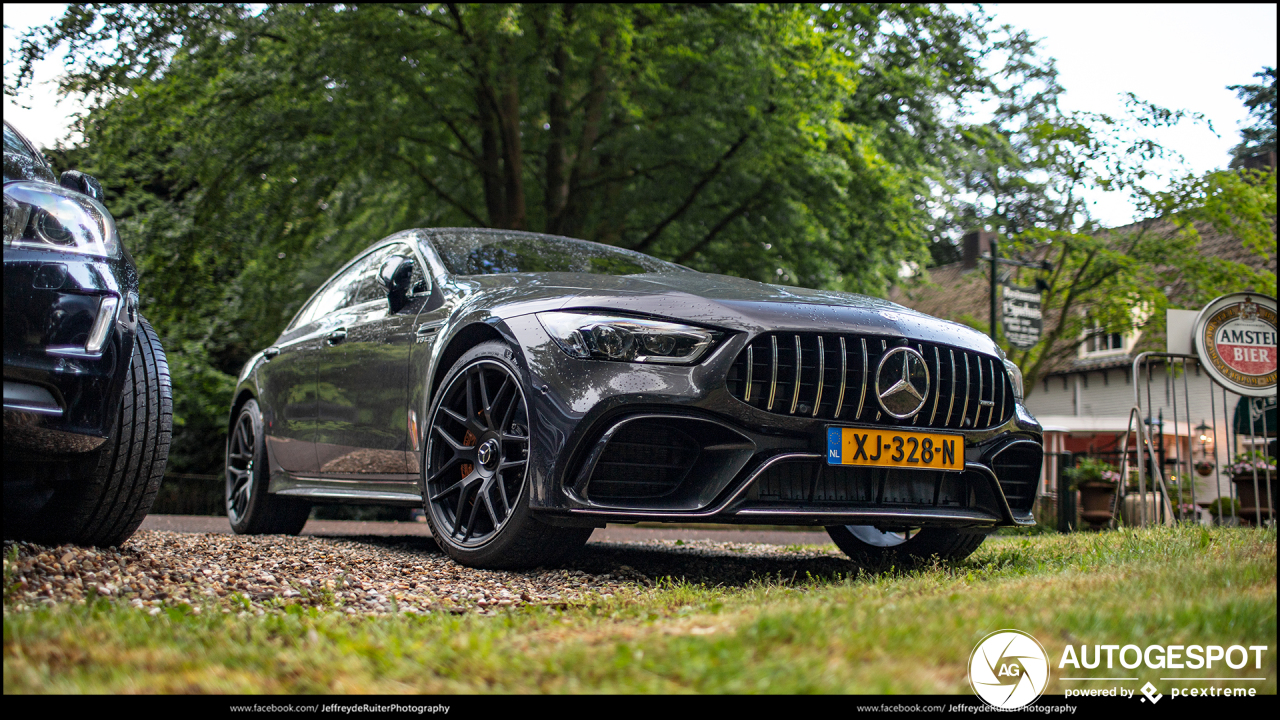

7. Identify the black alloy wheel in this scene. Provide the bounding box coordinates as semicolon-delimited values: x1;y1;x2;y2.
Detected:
825;524;987;567
422;341;591;568
225;409;258;524
426;357;529;547
225;399;310;535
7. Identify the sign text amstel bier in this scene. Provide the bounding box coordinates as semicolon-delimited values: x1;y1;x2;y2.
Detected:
1193;293;1277;397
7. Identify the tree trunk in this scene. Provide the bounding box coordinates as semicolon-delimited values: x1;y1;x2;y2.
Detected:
477;83;506;228
499;75;526;230
545;39;570;234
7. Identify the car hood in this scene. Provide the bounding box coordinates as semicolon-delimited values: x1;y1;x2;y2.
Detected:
462;271;1001;356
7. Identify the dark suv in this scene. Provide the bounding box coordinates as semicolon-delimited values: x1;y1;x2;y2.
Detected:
3;120;171;546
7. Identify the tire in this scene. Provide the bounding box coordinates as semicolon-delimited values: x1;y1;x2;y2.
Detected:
5;317;172;547
226;398;311;535
422;340;591;569
825;525;986;567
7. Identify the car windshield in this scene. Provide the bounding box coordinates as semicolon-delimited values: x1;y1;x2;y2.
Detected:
3;124;39;162
428;230;686;277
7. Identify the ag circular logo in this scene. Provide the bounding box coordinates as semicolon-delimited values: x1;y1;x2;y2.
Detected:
876;346;930;419
1194;293;1277;397
969;629;1050;709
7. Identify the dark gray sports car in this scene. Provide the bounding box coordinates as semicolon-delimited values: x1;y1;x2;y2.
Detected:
227;228;1042;568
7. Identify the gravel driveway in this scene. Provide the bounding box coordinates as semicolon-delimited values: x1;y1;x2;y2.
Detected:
4;525;853;617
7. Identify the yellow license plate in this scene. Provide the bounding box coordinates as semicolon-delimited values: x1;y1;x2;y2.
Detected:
826;427;963;471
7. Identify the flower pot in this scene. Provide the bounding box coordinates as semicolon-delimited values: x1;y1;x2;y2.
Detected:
1232;472;1276;526
1077;481;1116;530
1120;492;1167;526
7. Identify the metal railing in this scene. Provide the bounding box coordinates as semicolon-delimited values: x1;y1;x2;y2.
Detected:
1118;352;1274;528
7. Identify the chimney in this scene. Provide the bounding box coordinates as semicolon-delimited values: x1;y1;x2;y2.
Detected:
962;229;995;270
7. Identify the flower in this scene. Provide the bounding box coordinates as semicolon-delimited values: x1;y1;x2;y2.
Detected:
1227;451;1276;477
1064;457;1121;490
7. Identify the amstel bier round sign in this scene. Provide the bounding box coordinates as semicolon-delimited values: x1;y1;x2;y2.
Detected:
1193;293;1277;397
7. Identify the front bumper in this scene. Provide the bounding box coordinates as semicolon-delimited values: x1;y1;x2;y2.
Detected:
3;247;139;456
505;314;1043;529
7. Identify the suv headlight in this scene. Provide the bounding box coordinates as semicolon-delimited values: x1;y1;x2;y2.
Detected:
537;311;719;364
1003;358;1024;401
3;181;119;257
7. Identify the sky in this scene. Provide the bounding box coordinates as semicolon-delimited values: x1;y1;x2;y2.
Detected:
3;3;1277;228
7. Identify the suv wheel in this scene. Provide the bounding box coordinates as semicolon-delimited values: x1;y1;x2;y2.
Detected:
5;317;172;546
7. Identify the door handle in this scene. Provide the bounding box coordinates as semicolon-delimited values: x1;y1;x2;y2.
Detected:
327;328;347;345
263;346;281;359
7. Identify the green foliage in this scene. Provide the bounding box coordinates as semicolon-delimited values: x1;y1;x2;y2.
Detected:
938;64;1276;390
9;3;1021;474
1228;66;1277;166
1063;456;1121;491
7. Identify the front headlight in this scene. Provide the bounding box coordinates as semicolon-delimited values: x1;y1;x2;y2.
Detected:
537;311;719;364
3;181;119;257
1003;358;1025;401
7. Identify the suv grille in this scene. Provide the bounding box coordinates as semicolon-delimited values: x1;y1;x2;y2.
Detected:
726;332;1014;430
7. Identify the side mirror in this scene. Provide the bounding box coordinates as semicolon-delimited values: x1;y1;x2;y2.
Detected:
59;171;105;204
379;256;415;313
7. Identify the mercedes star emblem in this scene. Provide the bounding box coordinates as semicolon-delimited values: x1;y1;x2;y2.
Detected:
876;346;930;419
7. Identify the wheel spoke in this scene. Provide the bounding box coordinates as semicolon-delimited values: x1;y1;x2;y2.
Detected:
441;406;469;428
464;370;477;428
453;480;473;537
500;395;521;434
480;487;500;529
433;424;474;454
426;455;465;484
430;475;468;503
462;488;484;541
477;370;494;431
490;376;512;430
237;420;253;452
497;458;526;471
495;472;511;514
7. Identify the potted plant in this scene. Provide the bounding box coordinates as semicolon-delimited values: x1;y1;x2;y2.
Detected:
1227;452;1276;525
1065;457;1121;530
1206;496;1240;526
1195;459;1215;477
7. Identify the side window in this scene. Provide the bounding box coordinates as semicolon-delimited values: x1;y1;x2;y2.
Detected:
294;256;374;327
351;242;428;306
351;245;405;306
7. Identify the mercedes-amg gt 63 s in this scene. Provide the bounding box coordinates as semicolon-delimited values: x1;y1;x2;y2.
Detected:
227;228;1042;568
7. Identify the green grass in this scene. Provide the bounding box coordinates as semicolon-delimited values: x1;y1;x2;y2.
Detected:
4;526;1275;694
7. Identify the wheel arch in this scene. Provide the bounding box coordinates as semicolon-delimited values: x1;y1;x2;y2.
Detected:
428;320;520;407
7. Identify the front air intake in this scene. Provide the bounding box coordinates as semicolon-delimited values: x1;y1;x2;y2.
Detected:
989;441;1043;512
585;420;700;500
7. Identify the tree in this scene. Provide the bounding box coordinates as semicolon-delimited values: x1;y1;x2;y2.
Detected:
10;3;1022;473
931;61;1276;393
1228;66;1277;166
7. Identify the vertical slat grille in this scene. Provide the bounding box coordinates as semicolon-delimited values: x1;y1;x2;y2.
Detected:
726;332;1015;430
